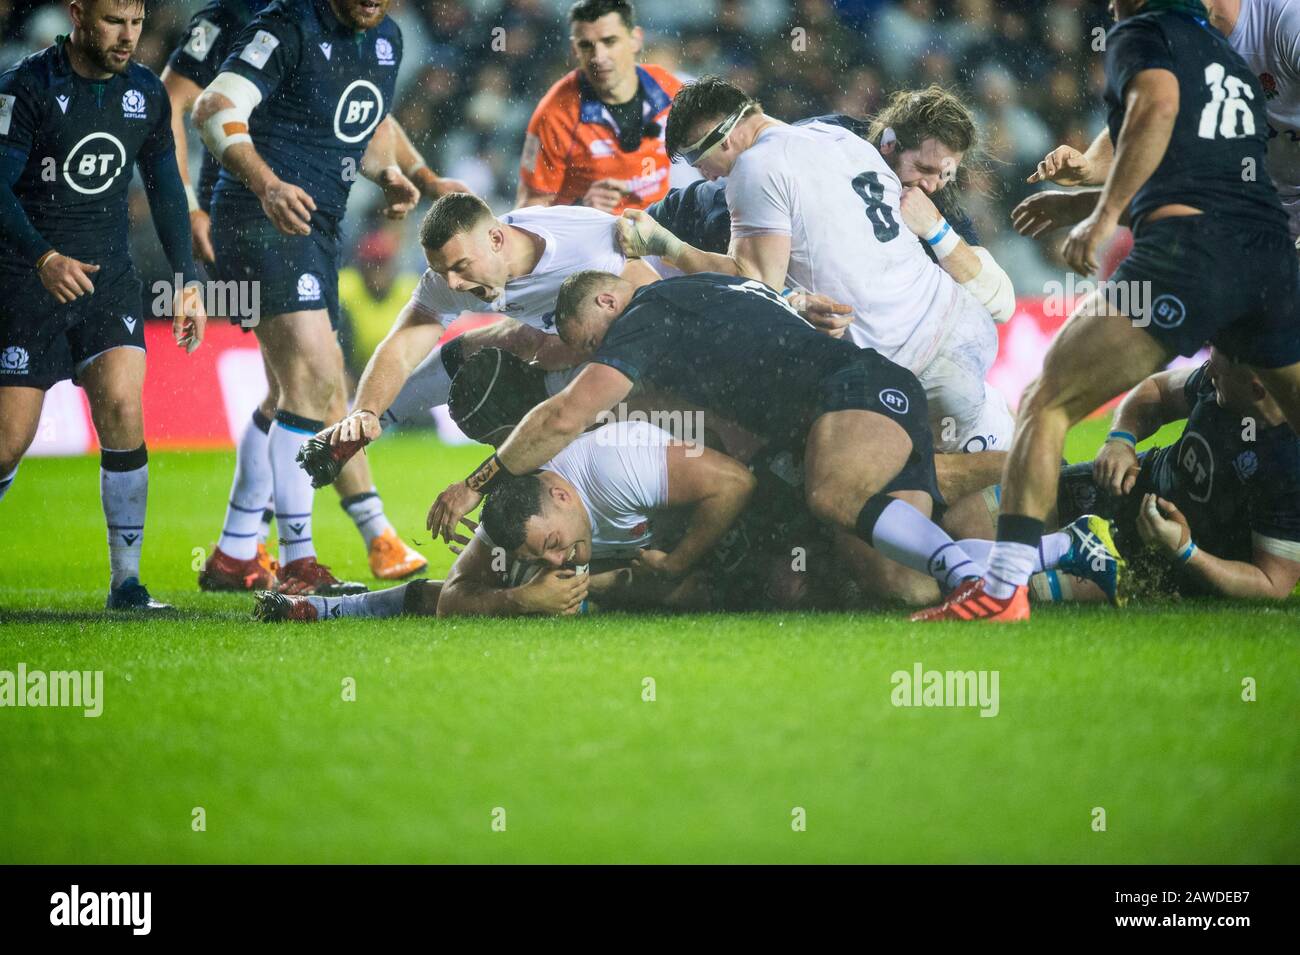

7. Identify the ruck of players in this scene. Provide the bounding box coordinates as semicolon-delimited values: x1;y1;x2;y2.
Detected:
2;0;1297;624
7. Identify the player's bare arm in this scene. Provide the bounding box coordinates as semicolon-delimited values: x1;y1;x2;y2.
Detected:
1136;494;1300;599
437;531;588;617
1093;367;1194;496
332;299;447;446
193;74;316;236
1064;70;1181;274
618;210;850;334
427;363;634;542
160;67;213;263
633;444;756;579
1028;127;1115;187
389;117;471;199
360;116;419;220
899;185;1017;323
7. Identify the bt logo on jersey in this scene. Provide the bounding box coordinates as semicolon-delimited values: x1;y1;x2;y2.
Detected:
62;132;127;195
333;80;384;144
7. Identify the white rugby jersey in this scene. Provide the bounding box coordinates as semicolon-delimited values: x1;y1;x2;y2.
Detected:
1228;0;1300;235
476;420;672;562
410;205;626;331
726;120;962;374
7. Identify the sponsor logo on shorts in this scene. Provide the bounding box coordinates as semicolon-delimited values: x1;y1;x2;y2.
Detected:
121;315;137;334
121;89;146;119
879;388;909;415
1150;294;1186;329
376;38;395;66
56;94;70;114
1233;449;1259;482
297;273;322;301
0;93;14;136
319;42;332;60
0;345;30;374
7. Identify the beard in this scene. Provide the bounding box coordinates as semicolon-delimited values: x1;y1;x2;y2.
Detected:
79;35;134;75
338;0;389;30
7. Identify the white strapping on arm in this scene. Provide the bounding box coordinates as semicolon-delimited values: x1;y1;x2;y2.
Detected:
961;246;1016;324
197;72;263;160
1254;531;1300;564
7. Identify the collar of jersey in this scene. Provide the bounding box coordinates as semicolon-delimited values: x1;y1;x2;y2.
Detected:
577;66;671;133
500;212;556;285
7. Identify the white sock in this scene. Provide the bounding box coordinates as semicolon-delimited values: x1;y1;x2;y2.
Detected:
340;489;393;547
306;584;409;620
383;343;452;426
0;464;16;503
258;501;274;546
984;541;1039;599
218;409;273;560
101;445;148;589
956;532;1071;574
858;497;985;590
269;412;322;565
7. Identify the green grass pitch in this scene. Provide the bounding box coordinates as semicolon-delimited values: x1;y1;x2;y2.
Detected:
1;418;1296;863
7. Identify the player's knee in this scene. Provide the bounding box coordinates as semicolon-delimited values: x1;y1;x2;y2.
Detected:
89;392;144;442
805;483;857;528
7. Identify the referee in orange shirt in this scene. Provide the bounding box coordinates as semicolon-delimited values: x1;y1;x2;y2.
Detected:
516;0;682;214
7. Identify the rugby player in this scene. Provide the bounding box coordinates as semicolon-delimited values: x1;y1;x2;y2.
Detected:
1015;0;1300;253
162;0;443;589
617;78;1016;454
0;0;208;611
428;271;997;595
945;350;1300;600
255;348;756;621
192;0;423;595
295;192;660;484
516;0;681;214
920;0;1300;622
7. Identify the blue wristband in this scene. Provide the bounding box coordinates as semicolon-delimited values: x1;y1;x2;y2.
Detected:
1107;430;1137;448
925;221;952;246
1176;539;1197;564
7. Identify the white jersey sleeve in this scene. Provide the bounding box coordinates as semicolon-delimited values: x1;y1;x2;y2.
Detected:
727;150;794;237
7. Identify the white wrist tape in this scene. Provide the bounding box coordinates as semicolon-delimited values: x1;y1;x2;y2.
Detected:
197;72;263;160
924;218;961;259
184;183;200;213
961;246;1016;324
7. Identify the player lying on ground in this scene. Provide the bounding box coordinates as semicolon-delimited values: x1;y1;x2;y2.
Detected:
918;0;1300;622
617;78;1015;455
423;272;1120;605
0;0;207;611
162;0;466;588
946;350;1300;600
191;0;422;596
255;353;756;621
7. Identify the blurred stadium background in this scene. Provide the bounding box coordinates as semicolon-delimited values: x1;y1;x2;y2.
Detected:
2;0;1119;453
